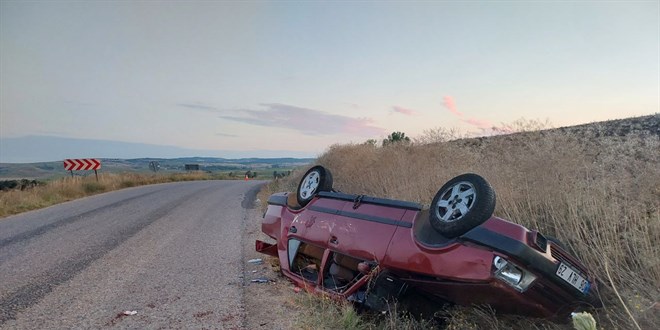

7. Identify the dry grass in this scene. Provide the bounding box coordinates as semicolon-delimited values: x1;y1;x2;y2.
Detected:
267;116;659;329
0;172;232;218
292;293;435;330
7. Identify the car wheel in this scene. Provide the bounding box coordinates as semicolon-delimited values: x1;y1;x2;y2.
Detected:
429;173;496;237
296;165;333;207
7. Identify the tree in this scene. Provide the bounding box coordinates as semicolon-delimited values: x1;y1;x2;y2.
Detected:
382;131;411;146
149;161;160;172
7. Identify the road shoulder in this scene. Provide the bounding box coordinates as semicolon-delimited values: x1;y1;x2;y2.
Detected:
241;199;297;330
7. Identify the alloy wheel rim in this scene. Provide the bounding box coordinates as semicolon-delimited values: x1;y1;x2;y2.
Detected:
435;181;476;222
299;171;321;199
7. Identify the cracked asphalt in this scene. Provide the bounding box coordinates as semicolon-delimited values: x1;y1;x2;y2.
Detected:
0;180;265;329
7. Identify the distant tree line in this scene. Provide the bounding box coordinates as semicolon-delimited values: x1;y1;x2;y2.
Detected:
382;131;411;146
0;179;42;191
363;131;412;147
245;171;258;178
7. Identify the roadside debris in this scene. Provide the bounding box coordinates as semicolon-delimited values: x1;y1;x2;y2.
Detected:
105;310;138;326
248;258;264;265
571;312;597;330
251;277;270;283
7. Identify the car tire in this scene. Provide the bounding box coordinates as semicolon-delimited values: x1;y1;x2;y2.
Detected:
296;165;333;207
429;173;496;238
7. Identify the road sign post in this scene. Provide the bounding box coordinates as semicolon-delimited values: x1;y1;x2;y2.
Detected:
63;159;102;181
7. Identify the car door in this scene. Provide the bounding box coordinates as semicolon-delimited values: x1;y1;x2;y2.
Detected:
299;193;407;263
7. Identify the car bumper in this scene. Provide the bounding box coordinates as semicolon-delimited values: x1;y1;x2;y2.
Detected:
461;226;602;309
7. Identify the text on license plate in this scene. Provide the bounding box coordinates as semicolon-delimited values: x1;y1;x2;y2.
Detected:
556;263;589;293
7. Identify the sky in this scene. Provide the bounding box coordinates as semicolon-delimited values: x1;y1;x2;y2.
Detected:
1;1;659;162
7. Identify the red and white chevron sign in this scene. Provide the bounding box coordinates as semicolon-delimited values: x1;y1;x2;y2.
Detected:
63;159;101;171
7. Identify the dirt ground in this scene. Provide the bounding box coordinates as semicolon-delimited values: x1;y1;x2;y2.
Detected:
241;203;298;330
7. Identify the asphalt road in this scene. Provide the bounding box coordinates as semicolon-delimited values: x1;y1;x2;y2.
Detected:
0;180;264;329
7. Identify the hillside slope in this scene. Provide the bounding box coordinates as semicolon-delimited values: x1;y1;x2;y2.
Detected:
273;114;658;329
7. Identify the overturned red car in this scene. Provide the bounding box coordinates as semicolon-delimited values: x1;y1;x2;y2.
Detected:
256;166;602;321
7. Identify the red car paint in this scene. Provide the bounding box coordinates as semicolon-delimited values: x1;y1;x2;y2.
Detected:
257;190;601;321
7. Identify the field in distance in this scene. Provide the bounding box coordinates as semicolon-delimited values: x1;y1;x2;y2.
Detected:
0;157;314;181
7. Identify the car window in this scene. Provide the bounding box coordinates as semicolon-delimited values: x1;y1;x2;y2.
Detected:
287;239;301;267
288;239;324;283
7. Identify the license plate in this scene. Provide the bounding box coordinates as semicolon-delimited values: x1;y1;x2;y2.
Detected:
556;263;589;293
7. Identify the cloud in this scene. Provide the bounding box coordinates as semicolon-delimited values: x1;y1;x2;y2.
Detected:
215;133;238;137
219;103;385;136
63;100;96;106
462;118;493;130
442;96;462;117
442;96;494;131
177;102;218;111
392;106;417;116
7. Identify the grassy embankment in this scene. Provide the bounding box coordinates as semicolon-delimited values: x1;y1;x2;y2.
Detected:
258;117;659;329
0;172;231;218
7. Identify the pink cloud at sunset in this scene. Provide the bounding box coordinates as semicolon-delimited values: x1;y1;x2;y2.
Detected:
442;96;462;117
442;95;494;131
462;118;493;130
392;106;417;116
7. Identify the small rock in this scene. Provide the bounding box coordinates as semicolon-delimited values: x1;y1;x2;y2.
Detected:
247;258;264;265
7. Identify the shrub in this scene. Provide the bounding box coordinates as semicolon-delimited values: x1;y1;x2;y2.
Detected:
82;182;105;194
120;180;136;188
